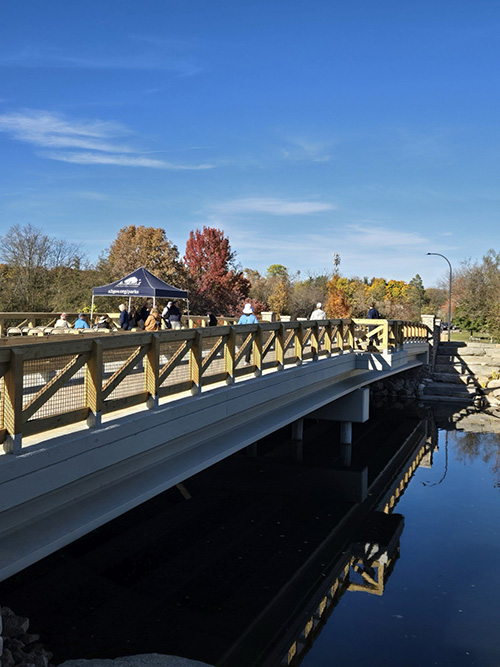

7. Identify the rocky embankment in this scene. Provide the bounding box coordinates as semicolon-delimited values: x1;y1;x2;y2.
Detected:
0;608;213;667
421;341;500;407
371;341;500;412
0;607;54;667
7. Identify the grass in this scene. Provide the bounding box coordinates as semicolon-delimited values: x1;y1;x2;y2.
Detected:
449;330;500;344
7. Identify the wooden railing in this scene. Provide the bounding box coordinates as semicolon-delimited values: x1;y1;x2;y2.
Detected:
0;319;429;453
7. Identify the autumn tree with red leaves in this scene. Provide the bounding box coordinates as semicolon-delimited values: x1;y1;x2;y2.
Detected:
184;226;250;315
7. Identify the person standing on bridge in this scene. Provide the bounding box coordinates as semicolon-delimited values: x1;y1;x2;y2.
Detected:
367;303;380;346
310;302;327;320
238;303;258;365
166;301;182;330
145;307;161;331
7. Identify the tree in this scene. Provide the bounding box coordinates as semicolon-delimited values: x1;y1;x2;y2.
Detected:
0;223;84;311
325;274;353;318
289;273;330;318
184;226;250;315
452;251;500;335
265;264;292;315
107;225;185;286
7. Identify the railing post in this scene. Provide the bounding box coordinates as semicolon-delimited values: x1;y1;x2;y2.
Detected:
253;325;262;377
276;323;285;370
347;320;354;351
225;326;236;385
190;329;203;395
3;348;24;454
325;321;332;357
145;333;160;409
381;321;389;351
295;323;303;365
311;322;319;361
85;339;103;428
336;321;344;354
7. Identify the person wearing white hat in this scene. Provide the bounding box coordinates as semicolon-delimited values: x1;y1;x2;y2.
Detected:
237;303;258;365
310;302;327;320
55;312;70;328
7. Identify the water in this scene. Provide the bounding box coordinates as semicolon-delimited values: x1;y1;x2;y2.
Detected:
301;418;500;667
1;405;500;666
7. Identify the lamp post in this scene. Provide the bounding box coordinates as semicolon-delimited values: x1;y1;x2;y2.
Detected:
426;252;452;342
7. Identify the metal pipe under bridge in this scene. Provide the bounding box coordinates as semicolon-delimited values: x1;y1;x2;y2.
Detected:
0;318;429;581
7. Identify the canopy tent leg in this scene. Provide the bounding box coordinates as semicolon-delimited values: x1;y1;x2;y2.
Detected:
90;295;95;325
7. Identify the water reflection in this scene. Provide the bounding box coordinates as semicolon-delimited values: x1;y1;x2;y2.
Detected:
1;403;500;667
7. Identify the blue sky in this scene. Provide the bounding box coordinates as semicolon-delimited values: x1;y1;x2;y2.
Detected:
1;0;499;287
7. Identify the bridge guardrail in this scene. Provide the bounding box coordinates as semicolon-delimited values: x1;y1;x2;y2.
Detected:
0;318;429;453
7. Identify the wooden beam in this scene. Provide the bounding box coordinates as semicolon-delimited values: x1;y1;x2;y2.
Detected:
145;333;160;409
3;348;25;453
85;339;103;428
224;326;236;385
189;329;203;394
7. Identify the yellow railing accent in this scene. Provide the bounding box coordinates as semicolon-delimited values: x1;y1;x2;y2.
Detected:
0;318;428;453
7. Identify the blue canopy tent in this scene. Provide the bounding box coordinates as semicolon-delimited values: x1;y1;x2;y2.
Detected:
90;267;189;321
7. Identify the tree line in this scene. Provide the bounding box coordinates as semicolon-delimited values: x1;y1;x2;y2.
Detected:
1;223;496;337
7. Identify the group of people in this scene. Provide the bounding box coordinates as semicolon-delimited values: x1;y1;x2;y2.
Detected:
118;300;183;331
55;312;114;330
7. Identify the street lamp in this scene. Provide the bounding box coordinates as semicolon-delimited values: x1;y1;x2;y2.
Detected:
426;252;452;342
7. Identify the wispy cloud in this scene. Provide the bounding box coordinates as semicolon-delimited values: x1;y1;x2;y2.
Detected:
0;38;202;76
44;151;213;170
212;197;336;216
281;137;334;163
346;224;428;248
0;109;214;170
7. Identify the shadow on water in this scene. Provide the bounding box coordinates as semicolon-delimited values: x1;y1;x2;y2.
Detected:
1;402;500;666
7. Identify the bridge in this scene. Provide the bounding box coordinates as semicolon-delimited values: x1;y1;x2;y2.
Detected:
0;317;429;582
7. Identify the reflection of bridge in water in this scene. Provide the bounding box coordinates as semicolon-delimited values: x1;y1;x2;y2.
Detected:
0;408;436;667
0;318;429;583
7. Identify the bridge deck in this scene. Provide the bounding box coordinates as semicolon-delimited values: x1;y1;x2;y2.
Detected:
0;319;429;582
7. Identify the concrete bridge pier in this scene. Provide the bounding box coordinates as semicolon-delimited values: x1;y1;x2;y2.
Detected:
340;421;353;467
309;387;370;467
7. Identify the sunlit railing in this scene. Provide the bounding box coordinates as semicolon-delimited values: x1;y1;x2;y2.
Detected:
0;318;429;452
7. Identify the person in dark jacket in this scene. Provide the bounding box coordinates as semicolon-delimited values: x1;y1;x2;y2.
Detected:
367;303;380;345
119;304;131;330
207;312;218;326
167;301;182;330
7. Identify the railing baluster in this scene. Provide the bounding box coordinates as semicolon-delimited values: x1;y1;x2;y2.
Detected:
295;322;303;365
253;325;262;377
85;339;103;429
189;329;203;395
276;323;285;370
3;348;24;453
225;327;236;385
311;322;319;361
145;333;160;409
